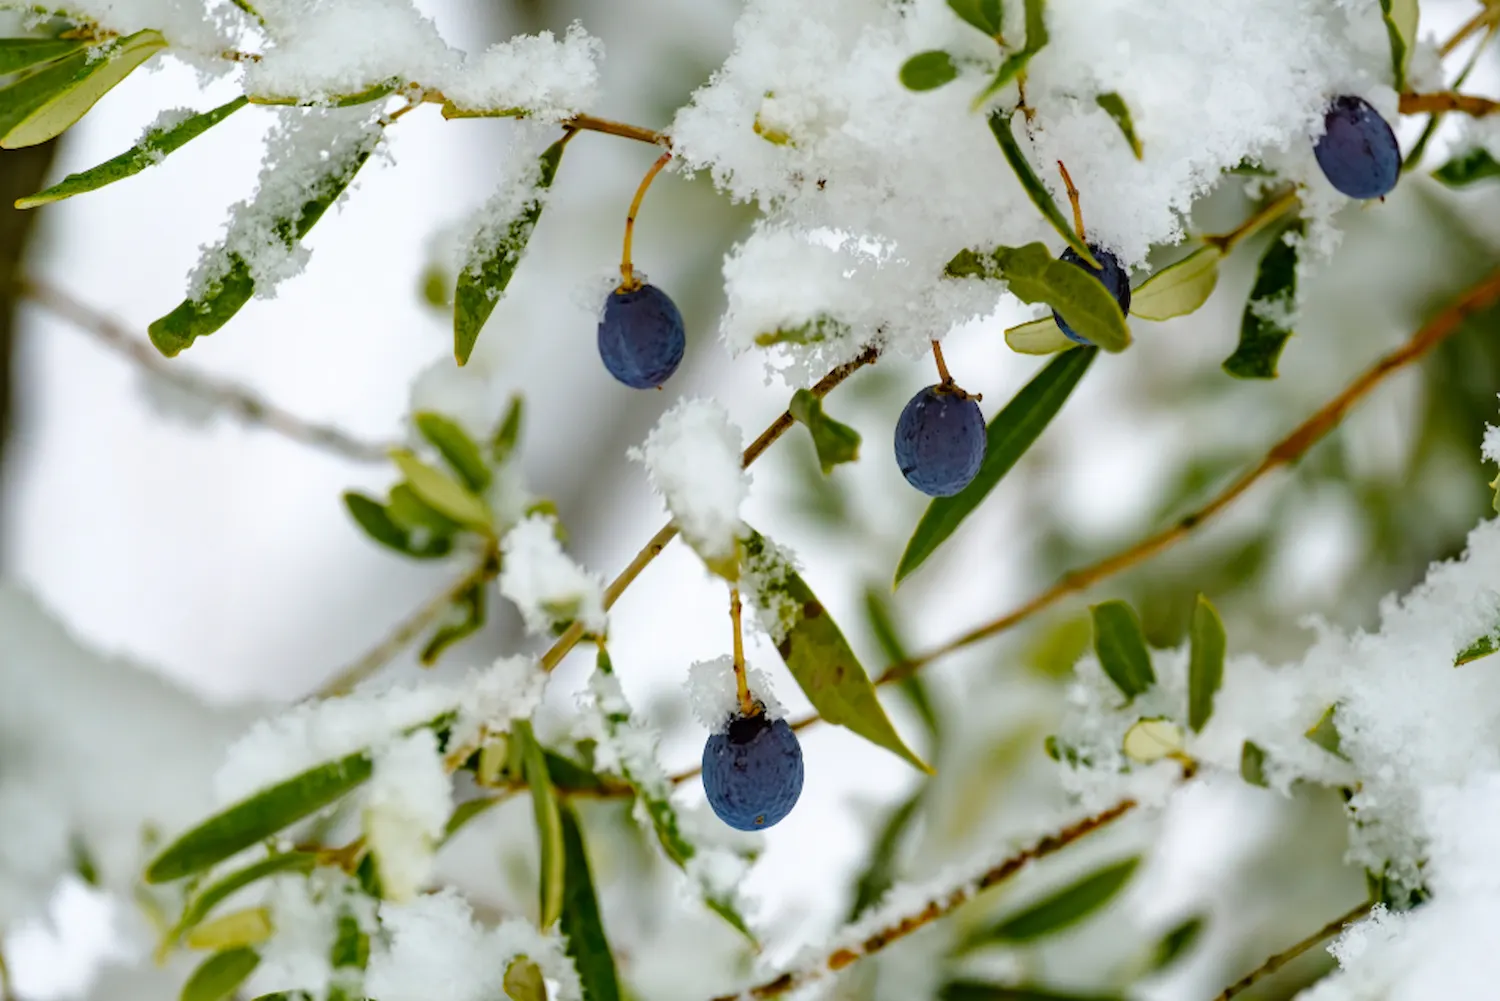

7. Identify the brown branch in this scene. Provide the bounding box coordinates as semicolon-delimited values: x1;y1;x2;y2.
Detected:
1398;91;1500;117
20;279;395;464
1212;901;1373;1001
1440;3;1500;56
565;113;667;148
708;800;1137;1001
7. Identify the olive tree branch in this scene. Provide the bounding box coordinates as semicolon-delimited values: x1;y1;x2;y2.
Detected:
1211;900;1374;1001
19;278;394;464
1398;90;1500;117
1440;0;1500;57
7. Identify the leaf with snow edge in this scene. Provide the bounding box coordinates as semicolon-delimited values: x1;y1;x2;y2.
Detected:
746;532;930;773
1455;632;1498;666
1122;718;1182;763
182;947;260;1001
1;31;167;149
964;857;1140;944
1187;594;1225;732
1433;148;1500;187
942;981;1124;1001
1004;316;1077;355
559;801;622;1001
948;242;1128;351
146;753;375;883
972;0;1048;107
900;51;958;91
789;389;861;474
1239;741;1268;787
0;37;85;75
342;491;454;560
16;97;248;208
847;788;923;921
390;449;494;534
161;852;317;956
1090;601;1155;701
149;131;378;356
1149;916;1205;971
1094;93;1142;159
947;0;1003;36
184;907;272;951
1223;222;1301;380
984;112;1096;267
506;958;547;1001
454;137;566;365
491;395;525;464
1128;247;1220;321
754;314;849;347
1305;705;1346;759
419;580;486;665
516;721;565;929
896;347;1096;584
414;411;491;492
248;79;400;109
1379;0;1417;92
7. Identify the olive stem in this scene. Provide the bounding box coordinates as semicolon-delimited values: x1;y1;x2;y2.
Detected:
619;150;674;290
1202;189;1299;255
930;339;954;386
1398;90;1500;117
1211;901;1374;1001
1440;2;1500;57
730;584;755;716
1056;160;1085;241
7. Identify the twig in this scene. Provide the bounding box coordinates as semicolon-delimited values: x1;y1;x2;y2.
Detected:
707;800;1137;1001
1202;189;1299;255
537;346;880;673
1398;90;1500;117
319;551;499;697
1057;160;1085;241
1211;901;1373;1001
730;585;754;716
20;279;393;464
565;113;667;148
1440;2;1500;56
619;151;674;289
931;339;953;386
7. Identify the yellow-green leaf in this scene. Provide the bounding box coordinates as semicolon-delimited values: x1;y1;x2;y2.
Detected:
1187;594;1225;732
418;579;486;666
1433;148;1500;188
1095;92;1142;159
947;0;1003;36
1378;0;1418;92
1004;316;1077;355
342;491;454;560
161;852;317;958
1305;706;1345;759
517;721;564;928
184;907;272;951
558;801;621;1001
950;242;1129;351
390;449;494;534
986;111;1096;266
1456;632;1499;666
505;958;548;1001
788;389;861;473
972;0;1048;108
181;948;261;1001
248;78;399;108
3;30;167;149
0;37;85;75
1122;717;1183;763
1129;246;1219;321
413;411;491;492
1240;740;1268;787
1091;600;1155;701
900;51;959;91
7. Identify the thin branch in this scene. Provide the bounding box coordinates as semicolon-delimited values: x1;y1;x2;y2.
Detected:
1212;901;1373;1001
1440;2;1500;56
1201;189;1299;255
20;278;394;464
619;150;675;289
708;800;1137;1001
1398;90;1500;117
565;113;667;148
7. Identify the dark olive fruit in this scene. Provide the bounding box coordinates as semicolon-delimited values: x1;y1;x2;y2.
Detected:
1313;95;1400;200
894;384;986;497
702;711;804;831
598;283;686;389
1052;244;1131;344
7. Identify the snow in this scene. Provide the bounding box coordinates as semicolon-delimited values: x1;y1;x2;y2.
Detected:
455;123;557;286
498;514;607;638
440;23;604;121
138;106;200;148
630;398;751;566
582;670;668;797
407;355;509;444
362;729;452;902
53;0;242;58
686;656;785;729
740;533;804;644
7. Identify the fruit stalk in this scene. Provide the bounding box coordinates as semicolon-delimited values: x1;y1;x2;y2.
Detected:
929;339;953;386
620;150;674;290
1056;159;1085;239
729;584;754;716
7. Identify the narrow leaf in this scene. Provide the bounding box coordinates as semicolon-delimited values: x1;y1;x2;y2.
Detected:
788;389;861;474
1094;93;1142;159
747;532;930;772
970;857;1140;943
847;789;923;920
1090;601;1155;700
181;948;261;1001
1305;706;1345;759
949;242;1129;351
418;580;486;665
413;412;491;492
0;50;92;143
1149;916;1206;971
0;37;85;75
973;0;1048;107
517;721;564;928
942;982;1122;1001
1378;0;1418;92
558;802;622;1001
1187;594;1225;732
184;907;273;951
900;51;959;91
862;588;940;739
1433;148;1500;187
1455;632;1498;666
947;0;1003;36
896;347;1095;583
1223;223;1301;380
1240;741;1268;787
1129;247;1220;321
1004;316;1077;355
390;449;494;533
145;753;373;883
17;96;248;208
491;395;524;464
3;30;167;149
986;112;1096;266
385;484;464;537
164;852;317;954
342;491;453;560
454;138;567;365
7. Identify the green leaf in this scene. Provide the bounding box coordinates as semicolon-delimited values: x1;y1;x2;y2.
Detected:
150;130;377;355
1305;705;1345;759
0;37;85;75
330;912;369;970
896;347;1096;583
1004;316;1077;355
746;532;930;772
342;491;454;560
1;30;167;149
1187;594;1225;733
985;112;1096;267
491;395;524;464
754;314;848;347
385;484;463;537
1128;247;1220;321
1090;601;1155;701
1240;740;1268;787
1455;632;1498;666
862;588;940;740
789;389;861;474
418;580;485;665
942;981;1122;1001
558;802;622;1001
145;753;374;883
164;852;318;954
900;51;959;91
1149;916;1205;971
248;79;399;108
1094;92;1142;159
947;0;1003;35
184;907;273;951
1433;148;1500;188
414;412;491;492
181;948;261;1001
516;721;564;928
972;0;1048;107
505;958;548;1001
390;449;494;534
846;789;923;920
454;137;567;365
16;96;248;208
969;857;1140;943
1222;223;1301;380
948;242;1129;351
1378;0;1417;92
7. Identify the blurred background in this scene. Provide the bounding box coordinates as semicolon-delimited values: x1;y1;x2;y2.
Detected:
2;1;1499;999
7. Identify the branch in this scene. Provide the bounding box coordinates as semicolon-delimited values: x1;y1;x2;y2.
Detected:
1212;901;1373;1001
20;278;394;464
1440;2;1500;56
708;800;1137;1001
1398;91;1500;117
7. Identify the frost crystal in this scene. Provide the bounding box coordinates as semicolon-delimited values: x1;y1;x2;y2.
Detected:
363;729;452;902
687;656;785;730
456;125;557;285
631;399;751;565
441;23;604;121
499;515;607;638
740;534;803;644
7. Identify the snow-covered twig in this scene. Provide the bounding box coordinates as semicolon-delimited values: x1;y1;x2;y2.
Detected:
1212;901;1373;1001
706;800;1137;1001
21;278;394;464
